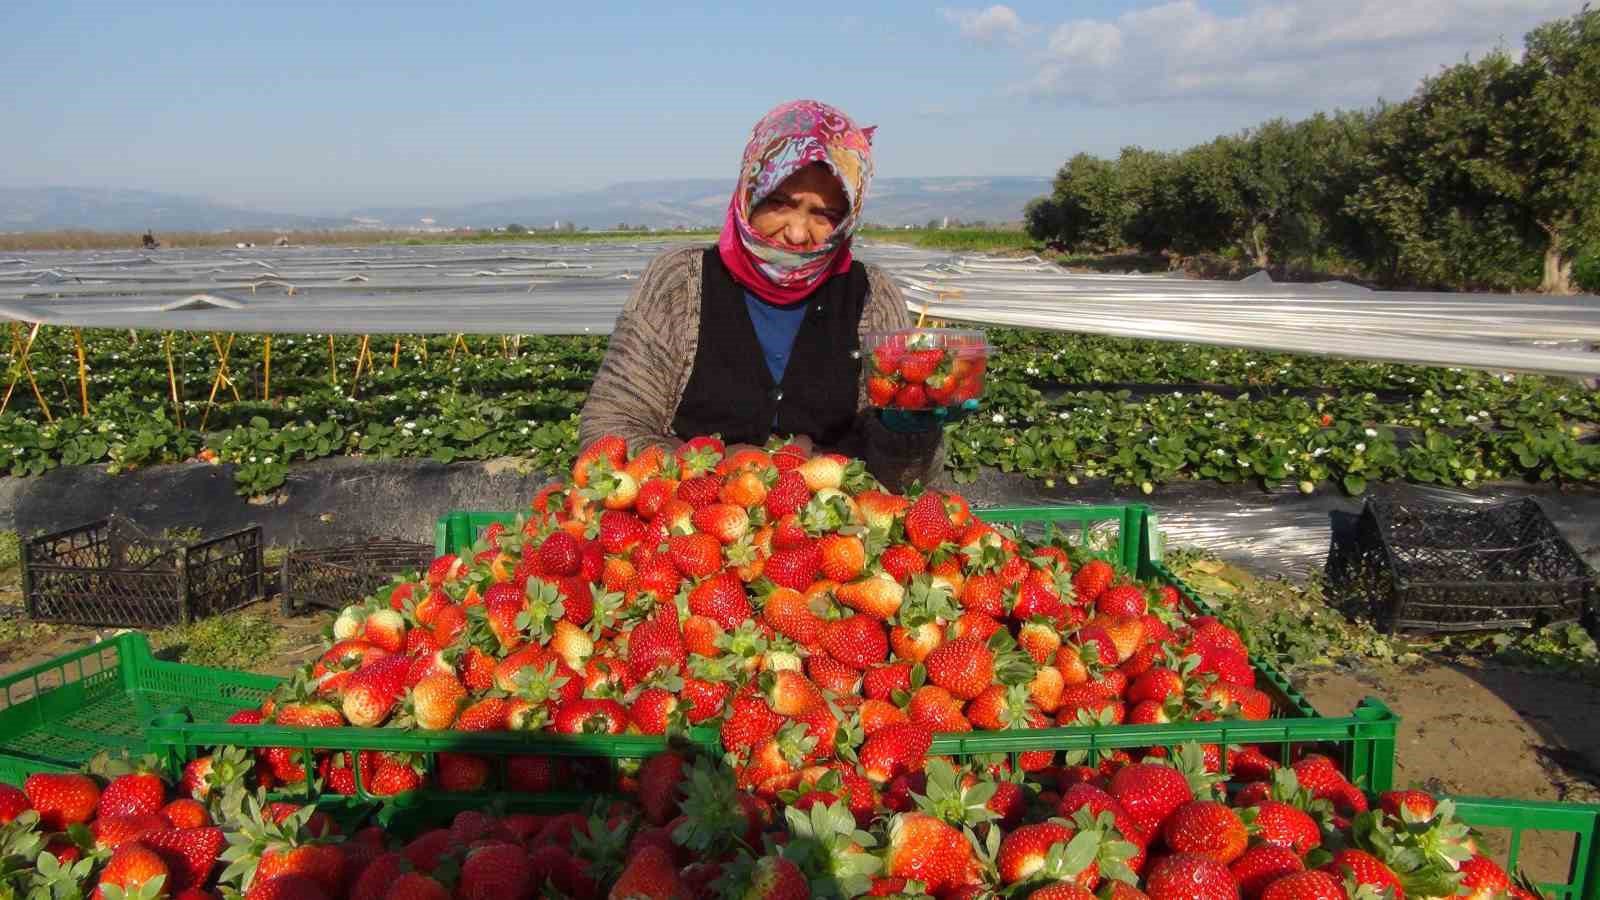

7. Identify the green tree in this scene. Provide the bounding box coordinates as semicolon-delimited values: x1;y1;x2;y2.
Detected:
504;223;527;234
1511;7;1600;293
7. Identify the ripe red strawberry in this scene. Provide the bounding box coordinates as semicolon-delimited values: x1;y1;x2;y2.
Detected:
996;821;1076;885
482;582;527;651
764;470;812;519
688;570;753;629
341;653;409;727
573;434;628;485
1097;584;1148;617
898;349;943;384
536;532;581;576
1230;845;1305;899
98;840;170;893
822;615;888;670
637;751;687;826
863;663;913;700
837;573;905;620
818;533;867;582
1248;800;1322;856
807;653;862;695
676;474;723;509
100;766;168;819
1379;789;1438;821
1459;853;1511;898
386;872;451;899
142;826;225;892
1072;559;1114;604
867;375;898;406
627;615;686;682
90;813;168;849
553;698;628;734
1291;755;1366;814
629;687;682;735
24;772;100;829
692;503;750;543
427;553;465;587
407;670;466;730
610;845;686;898
761;586;824;646
907;685;971;733
635;477;677;520
0;783;29;824
904;493;955;552
246;874;333;900
923;634;995;701
720;469;769;508
959;572;1005;616
457;842;534;900
859;698;909;736
1109;762;1194;835
681;663;736;724
161;798;209;829
765;542;823;591
455;697;510;732
1261;869;1344;900
1320;849;1403;895
668;532;724;579
762;669;824;716
1164;800;1248;864
722;684;787;753
360;608;407;653
1146;853;1237;900
255;841;346;898
883;812;971;892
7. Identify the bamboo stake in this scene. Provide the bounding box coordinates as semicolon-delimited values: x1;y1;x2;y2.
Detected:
199;333;236;431
262;335;272;402
392;338;401;369
1;322;51;421
327;335;340;388
164;331;183;427
73;328;89;416
352;334;371;383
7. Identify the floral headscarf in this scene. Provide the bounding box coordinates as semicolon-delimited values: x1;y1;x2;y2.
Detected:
717;100;875;305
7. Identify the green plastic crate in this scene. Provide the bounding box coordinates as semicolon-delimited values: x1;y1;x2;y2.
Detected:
1451;797;1600;900
433;504;1397;792
0;634;277;786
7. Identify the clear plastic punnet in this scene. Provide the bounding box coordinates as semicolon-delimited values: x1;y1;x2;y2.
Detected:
860;327;991;413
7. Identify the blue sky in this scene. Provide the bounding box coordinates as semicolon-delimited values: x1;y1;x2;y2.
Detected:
0;1;1579;215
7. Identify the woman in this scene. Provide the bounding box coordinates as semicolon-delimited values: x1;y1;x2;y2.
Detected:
578;100;943;490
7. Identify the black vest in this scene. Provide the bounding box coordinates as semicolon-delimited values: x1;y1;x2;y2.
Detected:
671;248;867;449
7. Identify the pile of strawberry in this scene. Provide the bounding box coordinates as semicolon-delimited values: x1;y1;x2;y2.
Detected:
208;434;1273;800
863;330;988;411
0;742;1545;899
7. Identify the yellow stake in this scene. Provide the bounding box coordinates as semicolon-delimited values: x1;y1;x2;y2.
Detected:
199;333;237;431
1;321;51;421
327;335;340;388
263;335;272;402
164;331;183;427
392;337;401;369
74;328;89;416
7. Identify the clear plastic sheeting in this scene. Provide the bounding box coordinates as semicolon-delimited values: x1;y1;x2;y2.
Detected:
2;242;1598;377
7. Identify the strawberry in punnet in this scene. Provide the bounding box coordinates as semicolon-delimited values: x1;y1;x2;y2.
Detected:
1109;761;1196;835
629;685;683;735
554;698;629;734
1245;801;1321;857
1097;584;1148;618
610;844;686;899
1379;789;1438;821
406;670;466;730
537;531;583;577
765;541;823;591
797;453;849;492
907;685;971;733
760;585;824;646
996;821;1077;885
818;532;867;582
91;813;169;849
573;434;628;486
142;826;225;893
1458;854;1512;899
457;842;535;900
1229;845;1304;898
161;799;209;830
24;772;100;829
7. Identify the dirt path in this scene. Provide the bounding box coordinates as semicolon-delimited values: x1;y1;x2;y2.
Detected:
1301;659;1600;885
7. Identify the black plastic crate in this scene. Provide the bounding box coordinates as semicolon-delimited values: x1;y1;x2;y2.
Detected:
280;538;433;615
22;516;265;627
1326;497;1595;633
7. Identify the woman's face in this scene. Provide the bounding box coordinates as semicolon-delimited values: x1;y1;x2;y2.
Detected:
749;163;849;252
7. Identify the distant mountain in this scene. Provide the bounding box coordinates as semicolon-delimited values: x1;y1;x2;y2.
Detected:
0;177;1051;233
0;187;343;232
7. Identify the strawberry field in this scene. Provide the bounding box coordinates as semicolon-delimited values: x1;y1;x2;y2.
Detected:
2;327;1597;497
1;434;1597;898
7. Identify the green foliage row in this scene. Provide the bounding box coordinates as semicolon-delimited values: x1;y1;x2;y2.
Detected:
1026;9;1600;294
2;327;1594;496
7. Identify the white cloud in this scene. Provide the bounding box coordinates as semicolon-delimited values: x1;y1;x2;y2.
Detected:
942;5;1028;46
991;0;1576;106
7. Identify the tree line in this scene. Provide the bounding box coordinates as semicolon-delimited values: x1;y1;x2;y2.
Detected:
1024;8;1598;294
